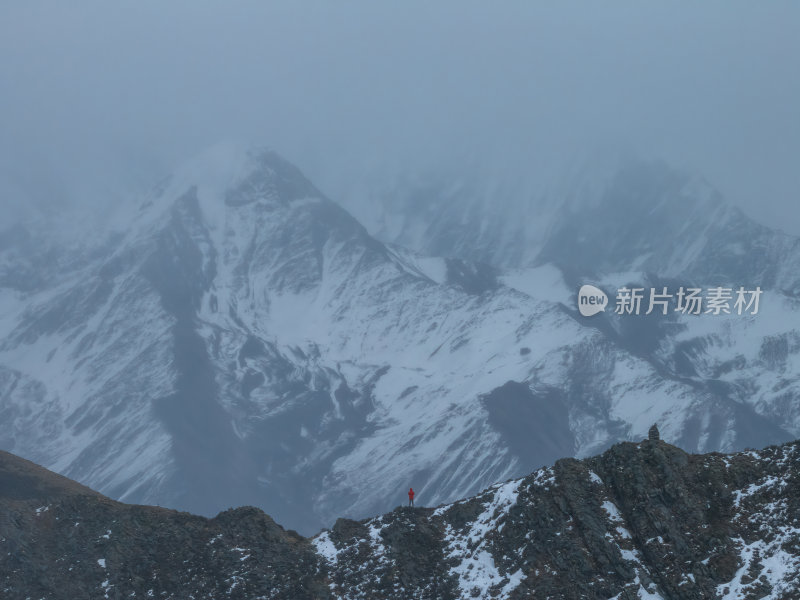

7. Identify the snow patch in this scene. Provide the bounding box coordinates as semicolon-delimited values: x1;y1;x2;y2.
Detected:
442;479;525;599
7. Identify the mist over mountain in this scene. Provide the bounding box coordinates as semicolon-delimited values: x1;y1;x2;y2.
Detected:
2;2;800;234
1;146;798;537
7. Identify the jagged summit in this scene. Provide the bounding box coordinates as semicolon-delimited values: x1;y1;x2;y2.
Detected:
321;438;800;599
2;440;799;599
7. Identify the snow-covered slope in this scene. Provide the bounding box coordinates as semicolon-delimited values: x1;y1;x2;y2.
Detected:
332;153;800;456
537;161;800;295
0;146;796;534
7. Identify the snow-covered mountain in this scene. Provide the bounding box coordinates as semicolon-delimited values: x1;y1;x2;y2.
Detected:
0;146;797;534
332;155;800;294
328;153;800;461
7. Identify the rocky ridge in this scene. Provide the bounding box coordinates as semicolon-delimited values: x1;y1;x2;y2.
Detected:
2;439;799;599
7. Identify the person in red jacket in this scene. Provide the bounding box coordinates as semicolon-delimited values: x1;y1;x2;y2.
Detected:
408;487;415;507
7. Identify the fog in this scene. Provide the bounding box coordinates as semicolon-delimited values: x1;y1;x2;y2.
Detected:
1;1;799;232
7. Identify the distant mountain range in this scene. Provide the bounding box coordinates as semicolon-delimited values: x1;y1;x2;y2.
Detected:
0;145;798;534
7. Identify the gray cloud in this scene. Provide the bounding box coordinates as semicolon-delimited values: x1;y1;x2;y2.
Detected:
1;1;798;232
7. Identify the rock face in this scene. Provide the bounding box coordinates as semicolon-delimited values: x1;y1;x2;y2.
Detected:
0;450;328;600
649;423;661;441
3;440;800;599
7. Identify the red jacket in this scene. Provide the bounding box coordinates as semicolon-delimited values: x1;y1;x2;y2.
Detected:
408;488;414;499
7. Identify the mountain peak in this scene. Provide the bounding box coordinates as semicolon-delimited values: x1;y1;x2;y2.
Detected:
223;147;323;208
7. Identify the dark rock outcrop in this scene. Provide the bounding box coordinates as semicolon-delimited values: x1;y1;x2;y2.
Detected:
0;451;329;599
649;423;661;441
316;440;800;599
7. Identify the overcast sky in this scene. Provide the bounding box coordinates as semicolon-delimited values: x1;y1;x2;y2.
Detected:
1;2;798;232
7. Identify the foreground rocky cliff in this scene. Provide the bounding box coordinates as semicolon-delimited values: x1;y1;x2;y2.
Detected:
2;439;799;599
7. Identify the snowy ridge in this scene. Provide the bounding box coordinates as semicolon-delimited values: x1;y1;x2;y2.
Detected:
309;439;800;599
3;433;800;598
717;444;800;598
